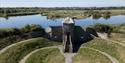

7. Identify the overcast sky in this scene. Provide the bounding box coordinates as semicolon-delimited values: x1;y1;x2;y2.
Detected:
0;0;125;7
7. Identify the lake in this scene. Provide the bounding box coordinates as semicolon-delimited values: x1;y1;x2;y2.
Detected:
0;14;125;28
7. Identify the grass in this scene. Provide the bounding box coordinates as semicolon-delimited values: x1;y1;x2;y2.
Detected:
113;23;125;33
81;38;125;63
25;48;64;63
109;33;125;44
72;47;112;63
0;35;29;50
0;37;61;63
0;24;45;49
88;23;125;33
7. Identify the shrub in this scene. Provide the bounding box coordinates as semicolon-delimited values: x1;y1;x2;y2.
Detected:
93;24;113;33
21;24;31;33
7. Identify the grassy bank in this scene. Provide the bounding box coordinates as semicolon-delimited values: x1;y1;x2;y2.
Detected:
81;38;125;63
0;24;45;38
26;48;64;63
0;37;61;63
0;24;45;50
72;47;112;63
88;23;125;33
109;33;125;44
113;23;125;33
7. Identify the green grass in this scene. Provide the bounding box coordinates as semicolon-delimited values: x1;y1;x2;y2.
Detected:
26;48;64;63
72;47;112;63
113;23;125;33
0;37;61;63
0;28;16;31
81;38;125;63
109;33;125;45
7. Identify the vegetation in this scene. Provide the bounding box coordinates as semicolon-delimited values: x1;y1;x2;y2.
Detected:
81;38;125;63
0;24;45;38
113;23;125;33
0;37;61;63
0;35;30;50
0;24;45;50
72;47;112;63
91;23;113;33
0;7;125;18
88;23;125;34
109;33;125;44
26;48;64;63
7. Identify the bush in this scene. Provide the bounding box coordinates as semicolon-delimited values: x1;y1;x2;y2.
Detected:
0;24;45;38
93;24;113;33
30;24;43;31
20;24;31;33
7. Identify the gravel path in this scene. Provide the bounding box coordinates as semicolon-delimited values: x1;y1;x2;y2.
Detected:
58;45;76;63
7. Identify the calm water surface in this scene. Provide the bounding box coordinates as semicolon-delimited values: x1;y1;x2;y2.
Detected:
0;14;125;28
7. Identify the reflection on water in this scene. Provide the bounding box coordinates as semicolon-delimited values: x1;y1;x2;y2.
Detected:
0;14;125;28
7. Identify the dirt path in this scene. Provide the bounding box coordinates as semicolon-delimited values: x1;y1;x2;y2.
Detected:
82;47;119;63
64;53;76;63
57;45;76;63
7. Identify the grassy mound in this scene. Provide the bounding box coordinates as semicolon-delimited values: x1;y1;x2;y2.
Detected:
0;37;60;63
113;23;125;33
0;24;45;50
82;38;125;63
72;48;111;63
110;33;125;44
26;48;64;63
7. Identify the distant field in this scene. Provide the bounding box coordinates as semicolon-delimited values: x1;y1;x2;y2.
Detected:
39;9;125;19
0;8;125;18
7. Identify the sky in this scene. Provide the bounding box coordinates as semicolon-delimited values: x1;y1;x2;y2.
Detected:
0;0;125;7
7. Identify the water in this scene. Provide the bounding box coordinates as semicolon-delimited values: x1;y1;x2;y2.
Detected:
0;14;125;28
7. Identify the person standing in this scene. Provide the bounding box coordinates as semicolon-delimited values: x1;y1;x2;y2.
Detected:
62;17;75;53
